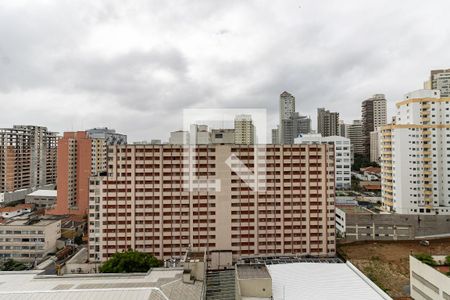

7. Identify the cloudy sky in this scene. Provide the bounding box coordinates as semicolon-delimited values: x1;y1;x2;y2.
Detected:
1;0;449;141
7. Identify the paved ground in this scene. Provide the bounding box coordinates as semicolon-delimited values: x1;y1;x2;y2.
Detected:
338;238;450;299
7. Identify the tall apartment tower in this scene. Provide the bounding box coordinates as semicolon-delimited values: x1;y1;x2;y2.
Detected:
271;128;279;144
347;120;365;156
234;115;255;145
317;108;339;137
0;125;57;194
87;127;127;176
381;89;450;214
424;69;450;97
362;94;387;157
50;128;127;215
279;91;295;144
50;132;92;215
88;144;336;262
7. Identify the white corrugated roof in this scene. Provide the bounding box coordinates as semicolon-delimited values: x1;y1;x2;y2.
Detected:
267;262;392;300
27;190;57;197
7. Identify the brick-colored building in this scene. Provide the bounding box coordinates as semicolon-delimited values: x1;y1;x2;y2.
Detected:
0;125;57;194
49;131;92;215
88;144;336;262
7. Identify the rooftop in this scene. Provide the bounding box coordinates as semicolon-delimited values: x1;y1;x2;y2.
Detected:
267;262;392;300
1;218;59;227
27;190;57;197
337;205;374;215
0;268;202;300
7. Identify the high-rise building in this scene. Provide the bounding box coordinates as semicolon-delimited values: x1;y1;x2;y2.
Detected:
347;120;365;156
50;128;126;215
49;131;92;215
362;94;387;157
424;68;450;97
190;124;210;145
271;128;279;144
295;134;351;189
279;92;295;144
370;129;381;163
381;89;450;214
0;125;57;194
88;144;336;262
292;113;311;136
234;115;255;145
338;121;349;138
87;127;127;145
317;108;339;137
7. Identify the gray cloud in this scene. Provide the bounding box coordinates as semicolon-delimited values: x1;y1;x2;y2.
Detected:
0;0;450;141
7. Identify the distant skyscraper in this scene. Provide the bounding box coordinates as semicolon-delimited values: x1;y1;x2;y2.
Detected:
381;89;450;215
292;113;311;135
362;94;387;157
234;115;255;145
424;68;450;97
190;124;210;145
347;120;364;156
0;125;57;194
317;108;339;137
279;91;295;144
338;120;349;138
271;127;279;144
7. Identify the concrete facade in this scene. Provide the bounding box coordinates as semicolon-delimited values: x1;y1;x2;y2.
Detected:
296;134;351;189
348;120;365;156
0;125;57;196
410;255;450;300
381;89;450;214
317;108;339;137
88;144;336;262
336;206;450;241
0;218;61;262
362;94;387;157
234;115;255;145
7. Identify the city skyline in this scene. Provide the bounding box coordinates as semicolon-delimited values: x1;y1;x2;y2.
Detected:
1;1;450;141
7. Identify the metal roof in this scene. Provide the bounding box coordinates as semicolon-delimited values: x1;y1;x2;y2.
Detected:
267;262;392;300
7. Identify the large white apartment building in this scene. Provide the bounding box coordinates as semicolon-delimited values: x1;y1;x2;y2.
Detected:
296;134;351;189
381;89;450;214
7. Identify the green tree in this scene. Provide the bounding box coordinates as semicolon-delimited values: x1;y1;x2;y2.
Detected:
99;250;160;273
445;255;450;266
414;253;437;266
0;259;27;271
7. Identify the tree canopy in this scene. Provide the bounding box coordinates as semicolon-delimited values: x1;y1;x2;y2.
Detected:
0;259;27;271
99;250;160;273
414;253;437;266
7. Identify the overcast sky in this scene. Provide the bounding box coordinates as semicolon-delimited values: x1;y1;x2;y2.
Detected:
1;0;449;141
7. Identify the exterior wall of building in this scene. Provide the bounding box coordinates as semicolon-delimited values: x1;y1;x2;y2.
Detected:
86;127;127;145
0;219;61;262
271;128;279;144
337;209;450;241
348;120;365;156
169;131;190;145
317;108;339;137
362;95;387;157
295;135;351;189
425;69;450;98
410;255;450;300
234;115;255;145
25;192;57;210
0;126;57;195
370;129;381;162
50;132;92;215
211;129;235;144
88;144;336;262
382;90;450;215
